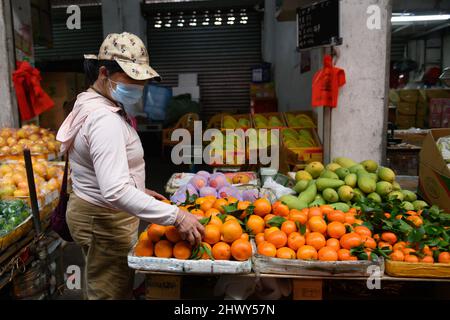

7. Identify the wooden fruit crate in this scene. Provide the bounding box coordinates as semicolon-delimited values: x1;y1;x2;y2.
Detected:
283;111;317;129
0;216;33;252
220;114;253;132
251;112;287;129
385;260;450;278
282;128;323;166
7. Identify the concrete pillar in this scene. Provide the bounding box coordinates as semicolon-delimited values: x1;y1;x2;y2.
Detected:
101;0;147;46
327;0;392;164
0;0;19;127
262;0;276;63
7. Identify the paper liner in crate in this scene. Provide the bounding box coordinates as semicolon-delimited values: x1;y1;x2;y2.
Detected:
128;246;252;275
165;173;196;194
251;241;384;277
385;260;450;278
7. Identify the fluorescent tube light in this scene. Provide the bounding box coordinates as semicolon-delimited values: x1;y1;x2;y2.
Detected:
391;14;450;22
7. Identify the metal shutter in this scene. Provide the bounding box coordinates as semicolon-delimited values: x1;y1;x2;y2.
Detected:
34;6;103;62
147;8;262;118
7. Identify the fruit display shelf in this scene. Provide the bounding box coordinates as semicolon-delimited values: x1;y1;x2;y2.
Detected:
221;114;253;131
283;111;317;129
385;260;450;278
128;245;252;275
281;128;323;166
250;240;384;277
252;112;287;129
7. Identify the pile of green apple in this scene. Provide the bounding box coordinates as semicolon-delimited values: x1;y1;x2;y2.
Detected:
279;157;428;212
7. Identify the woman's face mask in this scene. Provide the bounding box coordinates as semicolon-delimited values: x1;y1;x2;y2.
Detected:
108;79;144;106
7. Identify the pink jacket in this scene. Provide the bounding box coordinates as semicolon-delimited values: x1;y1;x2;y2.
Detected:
56;90;177;225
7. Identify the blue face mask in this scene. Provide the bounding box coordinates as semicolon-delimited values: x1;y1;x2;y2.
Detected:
109;79;144;106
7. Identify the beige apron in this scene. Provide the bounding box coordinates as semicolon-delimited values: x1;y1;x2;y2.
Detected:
66;193;139;300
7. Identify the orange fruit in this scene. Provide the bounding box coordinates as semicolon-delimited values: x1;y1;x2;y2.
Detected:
213;198;228;213
281;220;297;235
297;245;318;260
147;224;166;243
320;205;334;216
253;198;272;217
139;230;150;242
327;221;346;239
407;215;423;227
135;242;153;257
208;215;223;227
344;213;356;224
337;248;357;261
306;232;326;250
204;195;217;202
221;220;243;243
200;200;214;212
240;233;249;241
326;238;341;251
255;233;265;245
237;200;251;211
272;201;290;217
264;214;276;227
373;234;380;241
381;232;397;245
384;213;391;219
204;225;221;245
354;226;372;238
348;207;357;215
354;219;363;225
378;241;393;251
246;215;265;235
422;245;433;256
420;256;434;263
404;255;419;263
257;241;277;257
390;250;405;261
405;210;417;216
340;232;362;250
204;208;220;218
226;196;239;205
190;208;204;218
287;232;305;251
327;210;346;223
165;226;182;243
402;247;416;255
154;240;173;258
194;242;212;260
289;209;308;225
308;207;323;219
230;239;252;261
393;241;407;251
363;237;377;249
212;242;231;260
318;246;338;261
264;226;280;239
308;216;327;234
438;252;450;264
266;230;288;249
173;241;192;260
225;215;237;222
276;247;296;259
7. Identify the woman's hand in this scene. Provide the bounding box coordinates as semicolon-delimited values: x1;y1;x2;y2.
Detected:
174;209;205;246
145;189;168;201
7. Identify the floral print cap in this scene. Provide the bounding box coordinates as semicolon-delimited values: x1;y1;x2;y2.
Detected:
84;32;160;81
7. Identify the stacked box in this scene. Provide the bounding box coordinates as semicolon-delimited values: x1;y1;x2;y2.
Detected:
395;89;419;129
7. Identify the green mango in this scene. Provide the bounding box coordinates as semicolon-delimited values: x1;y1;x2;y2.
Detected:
309;198;326;207
315;178;345;191
401;190;417;202
323;188;339;203
330;202;350;212
293;180;310;194
358;175;376;194
378;167;396;183
375;181;393;196
279;195;308;210
413;200;428;211
367;173;379;182
349;164;365;174
326;163;341;172
367;192;382;203
401;201;414;211
353;188;365;201
335;168;350;179
388;191;404;201
338;185;354;202
305;162;325;178
344;173;357;188
298;183;317;204
333;157;357;168
360;160;379;173
295;170;313;181
320;170;339;180
392;181;401;191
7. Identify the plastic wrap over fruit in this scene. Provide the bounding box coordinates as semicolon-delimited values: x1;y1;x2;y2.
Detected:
199;186;218;198
218;186;242;200
170;184;198;204
188;175;208;191
242;189;260;202
209;172;230;190
196;170;211;180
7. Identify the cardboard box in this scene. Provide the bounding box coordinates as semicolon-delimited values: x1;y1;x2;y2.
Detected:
416;100;428;116
178;73;198;87
398;89;419;103
418;129;450;212
397;101;417;116
250;82;276;99
292;280;323;300
145;275;181;300
396;114;416;129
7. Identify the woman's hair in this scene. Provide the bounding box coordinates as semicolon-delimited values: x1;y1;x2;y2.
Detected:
83;59;124;86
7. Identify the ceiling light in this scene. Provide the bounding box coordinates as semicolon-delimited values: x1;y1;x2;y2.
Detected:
391;14;450;22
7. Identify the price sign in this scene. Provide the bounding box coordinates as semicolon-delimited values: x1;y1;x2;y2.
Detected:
297;0;341;51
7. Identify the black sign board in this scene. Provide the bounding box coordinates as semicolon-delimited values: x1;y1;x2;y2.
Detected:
297;0;341;51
